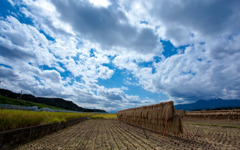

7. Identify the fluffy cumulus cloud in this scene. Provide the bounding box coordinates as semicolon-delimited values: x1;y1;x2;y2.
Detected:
117;0;240;100
50;0;160;53
0;0;240;112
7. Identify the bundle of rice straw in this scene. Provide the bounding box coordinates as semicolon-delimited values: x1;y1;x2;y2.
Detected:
118;101;183;135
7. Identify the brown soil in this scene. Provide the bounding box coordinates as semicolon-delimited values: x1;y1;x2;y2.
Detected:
15;119;240;150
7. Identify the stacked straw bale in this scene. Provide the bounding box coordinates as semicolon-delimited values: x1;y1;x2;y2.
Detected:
117;101;183;135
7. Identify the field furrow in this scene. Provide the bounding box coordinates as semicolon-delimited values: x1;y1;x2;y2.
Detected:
15;119;240;150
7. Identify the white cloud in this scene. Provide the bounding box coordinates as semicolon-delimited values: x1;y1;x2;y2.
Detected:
0;16;56;66
114;0;240;101
0;4;153;112
152;43;240;100
41;70;61;83
49;0;160;53
89;0;111;8
97;66;114;79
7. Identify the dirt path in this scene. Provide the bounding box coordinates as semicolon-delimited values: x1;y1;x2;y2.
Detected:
15;119;240;150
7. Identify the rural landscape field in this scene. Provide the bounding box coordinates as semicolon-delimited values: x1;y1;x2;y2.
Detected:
1;0;240;149
15;118;240;150
0;96;240;149
0;98;240;149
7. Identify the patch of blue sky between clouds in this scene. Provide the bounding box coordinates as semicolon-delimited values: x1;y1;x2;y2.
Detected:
75;40;84;49
71;48;95;62
0;0;34;26
39;30;55;42
48;49;63;60
137;61;156;74
98;63;123;88
90;48;96;57
0;0;16;18
71;53;82;61
75;75;85;84
161;40;190;58
153;56;162;63
33;76;44;86
180;70;196;76
129;87;169;102
140;20;148;25
39;64;57;71
135;56;162;74
98;62;168;102
38;64;71;80
0;64;13;69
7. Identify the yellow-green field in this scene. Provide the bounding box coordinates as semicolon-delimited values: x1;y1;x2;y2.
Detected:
0;109;117;132
89;113;117;119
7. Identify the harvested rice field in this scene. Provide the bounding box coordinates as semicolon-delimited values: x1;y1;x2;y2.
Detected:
15;119;240;150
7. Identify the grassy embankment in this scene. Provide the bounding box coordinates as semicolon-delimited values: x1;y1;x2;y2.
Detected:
0;109;117;132
0;95;64;110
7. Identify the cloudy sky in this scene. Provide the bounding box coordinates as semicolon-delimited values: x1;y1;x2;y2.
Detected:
0;0;240;112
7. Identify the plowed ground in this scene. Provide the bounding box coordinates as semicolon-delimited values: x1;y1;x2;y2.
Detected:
15;119;240;150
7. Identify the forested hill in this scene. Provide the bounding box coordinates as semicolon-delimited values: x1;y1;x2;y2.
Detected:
0;88;106;113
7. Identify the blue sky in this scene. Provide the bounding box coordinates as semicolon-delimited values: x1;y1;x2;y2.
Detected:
0;0;240;112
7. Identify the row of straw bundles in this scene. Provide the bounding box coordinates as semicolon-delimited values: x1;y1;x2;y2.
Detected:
185;110;240;120
117;101;183;135
175;109;185;118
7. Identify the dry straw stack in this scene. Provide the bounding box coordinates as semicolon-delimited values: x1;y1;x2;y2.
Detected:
175;109;185;118
185;109;240;120
117;101;183;135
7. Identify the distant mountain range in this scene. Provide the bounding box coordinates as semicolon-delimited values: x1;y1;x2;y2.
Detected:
175;99;240;111
0;88;106;113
